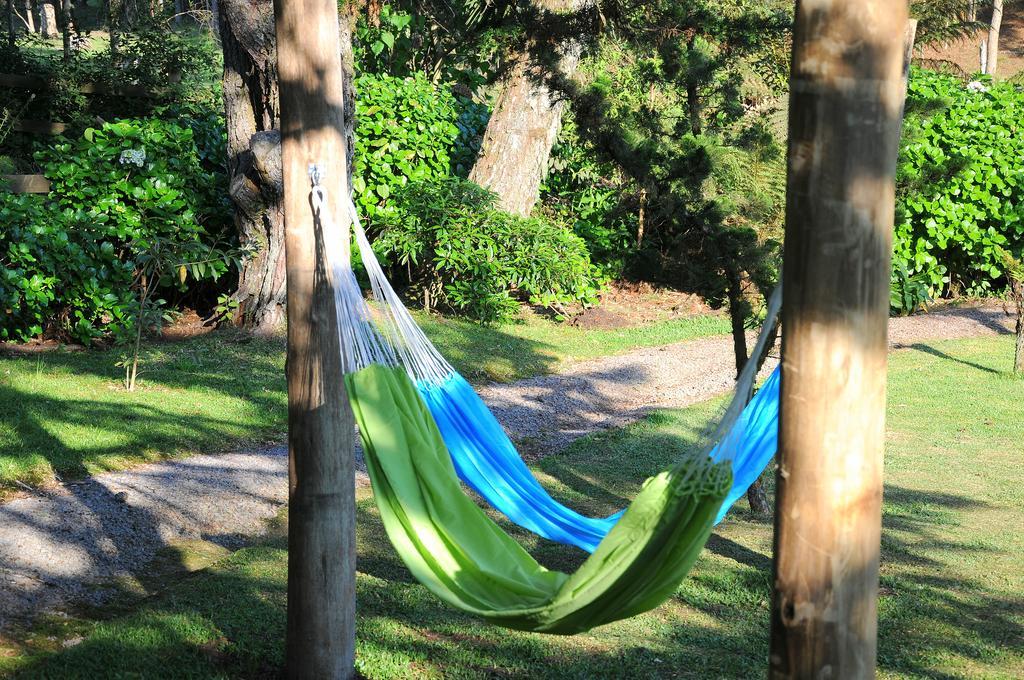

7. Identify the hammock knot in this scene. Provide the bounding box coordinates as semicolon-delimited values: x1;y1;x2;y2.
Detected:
670;455;733;500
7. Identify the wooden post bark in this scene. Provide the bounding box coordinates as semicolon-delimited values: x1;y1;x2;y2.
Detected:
769;2;909;678
272;0;356;674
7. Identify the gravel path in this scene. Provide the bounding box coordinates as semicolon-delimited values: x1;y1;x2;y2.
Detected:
484;304;1016;455
0;304;1014;630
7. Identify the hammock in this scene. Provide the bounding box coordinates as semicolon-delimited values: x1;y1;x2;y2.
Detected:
347;362;730;634
342;194;782;552
314;174;781;633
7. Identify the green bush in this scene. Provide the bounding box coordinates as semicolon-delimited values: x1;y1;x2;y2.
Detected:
0;118;233;343
373;178;603;323
353;73;491;218
353;73;461;218
894;69;1024;311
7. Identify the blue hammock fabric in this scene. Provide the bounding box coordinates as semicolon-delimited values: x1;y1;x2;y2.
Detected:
417;364;780;553
711;365;780;524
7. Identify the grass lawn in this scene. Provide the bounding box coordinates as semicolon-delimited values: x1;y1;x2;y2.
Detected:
0;311;728;493
2;335;1021;678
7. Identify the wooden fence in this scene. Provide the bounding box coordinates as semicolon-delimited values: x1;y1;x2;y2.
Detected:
2;71;169;193
0;175;51;194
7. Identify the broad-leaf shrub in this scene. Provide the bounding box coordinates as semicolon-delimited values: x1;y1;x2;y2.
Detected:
0;119;233;343
353;73;461;218
353;73;490;217
373;179;603;323
894;69;1024;311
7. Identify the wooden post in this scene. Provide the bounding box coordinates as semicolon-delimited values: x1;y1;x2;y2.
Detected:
272;0;356;674
769;2;909;678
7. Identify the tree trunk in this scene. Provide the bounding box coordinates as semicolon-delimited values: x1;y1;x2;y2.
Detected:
727;268;779;518
108;0;122;57
468;0;593;216
220;0;286;334
686;80;702;136
686;37;702;136
38;0;54;37
769;1;908;677
22;0;34;31
747;480;771;514
59;0;70;59
220;0;355;334
6;0;15;47
725;263;749;379
747;312;781;516
987;0;1003;76
338;3;356;194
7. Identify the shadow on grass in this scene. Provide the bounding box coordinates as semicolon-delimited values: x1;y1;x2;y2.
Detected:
907;343;1004;375
0;333;288;485
0;331;296;630
5;331;1022;677
9;549;290;680
0;321;570;491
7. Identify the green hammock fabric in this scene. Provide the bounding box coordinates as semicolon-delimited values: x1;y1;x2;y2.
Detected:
346;364;733;634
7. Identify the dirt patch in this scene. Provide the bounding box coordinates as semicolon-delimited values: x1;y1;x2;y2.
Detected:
570;281;716;330
919;4;1024;79
160;309;218;341
0;340;86;355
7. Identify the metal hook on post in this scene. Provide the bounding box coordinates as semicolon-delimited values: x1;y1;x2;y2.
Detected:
308;163;324;188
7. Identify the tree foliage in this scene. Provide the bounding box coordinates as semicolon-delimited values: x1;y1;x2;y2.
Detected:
352;72;463;218
539;0;790;310
911;0;992;47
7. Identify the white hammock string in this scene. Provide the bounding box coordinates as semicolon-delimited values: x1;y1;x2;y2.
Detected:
310;165;397;375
